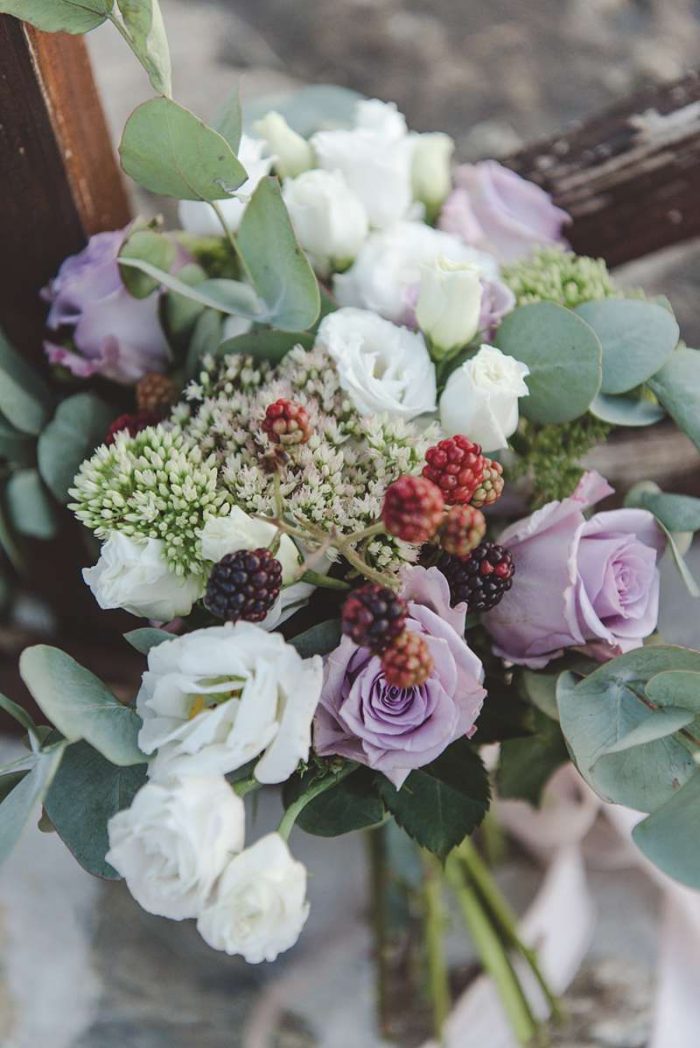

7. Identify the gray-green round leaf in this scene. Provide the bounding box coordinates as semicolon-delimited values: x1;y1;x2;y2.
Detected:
646;670;700;713
576;299;679;395
118;227;177;298
625;485;700;535
495;302;602;423
116;0;171;96
0;330;53;435
648;348;700;450
244;84;364;137
0;0;112;33
5;469;59;539
0;744;65;867
632;772;700;889
38;393;114;503
589;392;665;428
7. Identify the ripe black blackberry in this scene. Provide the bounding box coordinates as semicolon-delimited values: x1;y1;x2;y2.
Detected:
341;584;407;653
437;542;515;613
205;548;283;623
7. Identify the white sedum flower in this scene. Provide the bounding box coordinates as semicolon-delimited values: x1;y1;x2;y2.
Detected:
137;623;323;783
178;135;273;235
283;169;369;276
106;775;245;920
334;221;499;324
411;131;454;213
83;532;203;621
311;99;413;229
197;833;309;963
317;307;436;421
439;344;530;451
252;111;314;178
415;257;483;358
200;507;300;583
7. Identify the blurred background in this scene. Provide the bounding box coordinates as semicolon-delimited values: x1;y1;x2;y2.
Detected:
1;1;699;1045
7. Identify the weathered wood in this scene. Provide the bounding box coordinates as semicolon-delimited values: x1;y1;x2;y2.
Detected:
0;16;130;367
505;71;700;267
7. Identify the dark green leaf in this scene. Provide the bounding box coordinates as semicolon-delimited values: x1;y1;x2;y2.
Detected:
497;709;568;805
289;620;341;659
5;469;59;539
648;348;700;450
285;767;384;837
124;627;172;654
576;300;679;394
38;393;114;503
0;415;36;467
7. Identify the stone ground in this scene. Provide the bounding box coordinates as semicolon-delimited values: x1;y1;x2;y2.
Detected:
1;1;699;1044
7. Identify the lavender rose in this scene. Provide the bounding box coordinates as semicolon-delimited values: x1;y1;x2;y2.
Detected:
43;229;170;384
439;161;569;264
485;472;665;668
314;566;485;787
479;277;516;340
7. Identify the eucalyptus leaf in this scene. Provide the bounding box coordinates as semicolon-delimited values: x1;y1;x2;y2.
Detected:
0;691;41;743
661;525;700;598
589;392;665;428
216;329;314;364
0;743;65;867
124;627;172;654
237;177;321;332
576;300;679;394
116;0;171;96
0;329;53;435
592;705;694;758
5;469;59;539
646;671;700;713
215;90;243;153
289;620;341;659
495;302;602;423
45;741;147;878
0;772;28;805
625;483;700;535
632;771;700;889
161;262;207;346
38;393;114;503
119;258;261;318
119;98;247;200
0;0;112;33
19;646;144;766
118;227;177;298
0;416;36;468
185;309;225;379
244;84;364;137
648;348;700;450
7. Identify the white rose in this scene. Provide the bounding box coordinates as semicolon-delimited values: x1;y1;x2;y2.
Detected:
283;169;369;276
415;257;482;358
106;775;245;920
317;307;436;420
411;131;454;213
178;135;273;235
439;344;530;451
197;833;309;963
334;221;499;324
137;622;323;783
200;507;300;583
83;532;203;621
311;99;413;229
252;111;314;178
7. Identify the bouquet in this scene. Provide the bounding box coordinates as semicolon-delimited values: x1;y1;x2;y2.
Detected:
2;3;700;1042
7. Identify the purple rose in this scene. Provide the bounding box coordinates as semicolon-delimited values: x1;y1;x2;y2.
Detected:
479;277;516;340
439;161;570;264
43;229;170;385
485;472;665;668
314;566;485;786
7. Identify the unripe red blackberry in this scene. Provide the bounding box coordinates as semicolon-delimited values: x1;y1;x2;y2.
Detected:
382;475;444;544
105;411;160;445
136;372;178;415
422;435;486;505
204;548;283;622
437;542;515;612
341;584;407;653
439;505;487;558
381;631;433;688
262;398;312;446
470;459;504;509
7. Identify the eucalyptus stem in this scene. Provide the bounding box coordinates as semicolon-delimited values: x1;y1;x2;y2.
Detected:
209;199;253;283
367;824;392;1038
422;854;451;1043
445;855;540;1046
300;569;351;592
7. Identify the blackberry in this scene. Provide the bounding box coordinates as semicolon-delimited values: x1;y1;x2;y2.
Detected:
381;631;433;688
422;435;485;505
105;411;160;445
341;584;407;653
439;504;486;558
382;475;444;544
438;542;515;613
205;548;283;622
262;398;312;446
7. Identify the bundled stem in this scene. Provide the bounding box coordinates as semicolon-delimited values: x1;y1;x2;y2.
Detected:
422;853;451;1041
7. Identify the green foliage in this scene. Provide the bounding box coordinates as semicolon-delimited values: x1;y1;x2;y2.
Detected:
589;392;665;428
377;740;490;859
0;743;66;867
5;469;59;539
289;620;342;659
0;416;35;468
216;329;314;365
45;741;147;878
118;258;261;319
38;393;114;504
19;646;144;766
495;302;602;424
124;627;172;654
0;329;53;436
115;0;171;96
244;84;364;138
632;772;700;889
118;226;177;298
625;484;700;535
0;0;112;33
511;416;611;508
284;766;384;837
575;299;679;394
503;248;619;309
185;309;225;379
648;348;700;451
214;90;243;153
497;709;569;806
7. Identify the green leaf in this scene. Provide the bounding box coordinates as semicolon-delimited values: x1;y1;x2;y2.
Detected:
648;348;700;450
215;90;243;153
0;744;65;867
593;705;694;757
589;392;665;428
115;0;171;96
625;483;700;535
161;262;207;346
646;671;700;713
557;646;700;812
289;620;341;659
244;84;364;138
0;0;112;33
119;97;247;201
285;767;384;837
37;393;114;503
377;740;490;859
632;771;700;889
576;300;679;395
237;177;321;332
216;329;314;364
5;469;59;539
118;226;177;298
19;646;144;766
0;691;41;743
0;772;28;805
0;329;53;435
124;627;172;654
185;309;224;379
471;678;532;743
497;709;568;805
661;525;700;598
0;415;36;467
45;741;147;878
118;258;261;318
495;302;602;424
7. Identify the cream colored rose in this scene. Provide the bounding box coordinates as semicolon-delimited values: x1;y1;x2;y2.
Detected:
439;344;530;451
411;131;454;214
415;257;482;358
252;111;314;178
283;169;369;276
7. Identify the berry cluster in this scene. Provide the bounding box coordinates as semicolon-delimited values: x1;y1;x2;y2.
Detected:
423;435;485;505
439;504;486;558
136;372;178;415
205;548;283;623
340;584;433;688
438;543;515;612
382;475;444;544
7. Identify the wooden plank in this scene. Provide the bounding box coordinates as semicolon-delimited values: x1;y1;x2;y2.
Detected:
505;71;700;267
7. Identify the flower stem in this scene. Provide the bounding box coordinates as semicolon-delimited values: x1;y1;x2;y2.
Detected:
277;762;357;841
300;569;351;591
341;521;387;546
422;853;451;1043
367;824;392;1038
209;199;254;284
342;543;400;590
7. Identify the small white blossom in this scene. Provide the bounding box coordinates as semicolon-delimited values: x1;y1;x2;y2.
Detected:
411;131;454;213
